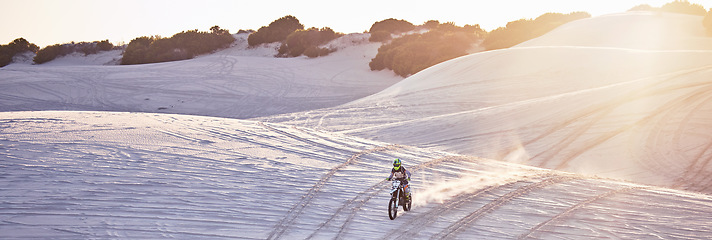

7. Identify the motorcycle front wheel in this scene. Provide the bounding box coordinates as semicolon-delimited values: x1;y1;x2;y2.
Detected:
388;197;398;220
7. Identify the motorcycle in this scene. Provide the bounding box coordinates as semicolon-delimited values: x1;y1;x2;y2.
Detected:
388;179;412;220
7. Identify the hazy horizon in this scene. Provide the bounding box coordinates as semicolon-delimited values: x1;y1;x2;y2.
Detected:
3;0;704;48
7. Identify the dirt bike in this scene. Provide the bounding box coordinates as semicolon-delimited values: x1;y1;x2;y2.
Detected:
388;179;412;220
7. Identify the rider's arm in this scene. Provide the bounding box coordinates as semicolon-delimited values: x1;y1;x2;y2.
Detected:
387;171;394;180
405;169;411;179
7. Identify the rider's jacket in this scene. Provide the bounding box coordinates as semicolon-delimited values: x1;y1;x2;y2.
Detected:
388;167;411;181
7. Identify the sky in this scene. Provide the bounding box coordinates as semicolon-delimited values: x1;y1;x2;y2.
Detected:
2;0;711;48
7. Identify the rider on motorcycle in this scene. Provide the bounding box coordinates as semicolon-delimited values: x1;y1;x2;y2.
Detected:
386;158;412;201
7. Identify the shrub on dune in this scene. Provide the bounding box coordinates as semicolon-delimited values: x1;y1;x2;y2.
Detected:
121;27;235;65
0;38;39;67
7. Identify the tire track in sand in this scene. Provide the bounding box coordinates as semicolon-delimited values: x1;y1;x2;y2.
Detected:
495;66;712;172
330;156;482;239
266;143;402;240
391;179;525;240
518;186;641;239
430;176;577;239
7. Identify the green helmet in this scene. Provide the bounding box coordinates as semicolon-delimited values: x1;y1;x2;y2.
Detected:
393;158;402;170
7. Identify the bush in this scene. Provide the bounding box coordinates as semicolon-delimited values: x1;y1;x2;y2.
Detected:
0;38;39;67
96;40;113;52
369;22;486;77
629;1;706;15
704;10;712;35
629;4;656;11
481;12;591;50
210;25;229;35
661;0;706;16
0;55;9;67
369;18;415;35
303;46;333;58
121;27;235;65
33;44;63;64
369;31;392;42
248;15;304;46
121;36;153;65
279;27;342;57
421;20;441;30
34;40;116;64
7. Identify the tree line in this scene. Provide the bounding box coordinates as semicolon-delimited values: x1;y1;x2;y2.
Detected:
368;0;712;77
1;0;711;71
631;0;712;34
631;0;707;16
121;26;235;65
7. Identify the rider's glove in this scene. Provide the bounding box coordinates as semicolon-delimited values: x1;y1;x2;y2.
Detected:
386;178;391;181
408;178;411;181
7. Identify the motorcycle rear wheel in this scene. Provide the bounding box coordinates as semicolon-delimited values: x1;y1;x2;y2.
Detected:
403;197;411;212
